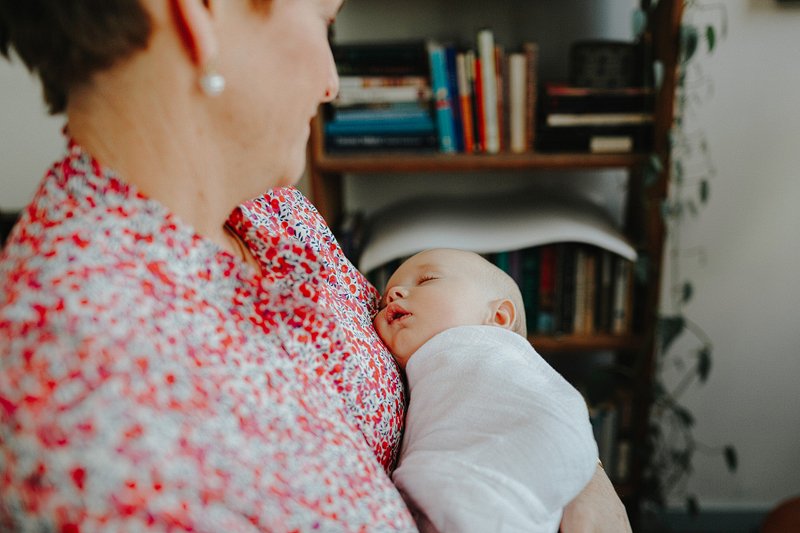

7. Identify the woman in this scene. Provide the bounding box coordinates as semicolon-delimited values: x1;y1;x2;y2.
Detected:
0;1;628;531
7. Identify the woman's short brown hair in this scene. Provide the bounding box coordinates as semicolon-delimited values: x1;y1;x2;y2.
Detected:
0;1;153;114
0;0;271;115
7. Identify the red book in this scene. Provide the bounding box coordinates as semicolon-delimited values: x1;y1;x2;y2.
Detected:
474;56;486;153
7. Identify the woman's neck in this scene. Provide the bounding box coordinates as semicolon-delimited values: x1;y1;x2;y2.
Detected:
66;69;246;256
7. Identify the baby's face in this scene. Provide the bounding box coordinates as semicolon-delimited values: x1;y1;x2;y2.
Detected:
373;249;494;368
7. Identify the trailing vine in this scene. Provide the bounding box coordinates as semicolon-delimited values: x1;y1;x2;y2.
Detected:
638;0;737;522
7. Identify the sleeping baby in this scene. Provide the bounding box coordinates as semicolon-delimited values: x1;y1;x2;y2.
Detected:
373;248;599;533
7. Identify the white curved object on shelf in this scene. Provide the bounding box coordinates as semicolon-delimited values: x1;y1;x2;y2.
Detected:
358;193;637;273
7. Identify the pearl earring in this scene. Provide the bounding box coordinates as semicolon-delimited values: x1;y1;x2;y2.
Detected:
199;63;226;97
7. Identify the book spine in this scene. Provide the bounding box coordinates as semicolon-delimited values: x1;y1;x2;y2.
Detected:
427;42;457;153
523;42;539;151
338;75;430;89
473;54;486;153
456;52;475;153
495;44;506;153
521;248;540;335
334;85;432;106
325;133;438;152
477;29;500;154
445;46;464;153
546;112;654;127
537;244;557;334
508;52;527;154
611;258;633;334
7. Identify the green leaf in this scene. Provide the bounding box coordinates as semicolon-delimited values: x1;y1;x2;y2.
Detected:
674;160;684;184
675;406;695;427
706;25;716;52
649;153;664;174
659;315;685;353
680;25;699;63
687;495;700;516
681;282;693;304
697;346;712;383
724;446;738;471
700;179;710;203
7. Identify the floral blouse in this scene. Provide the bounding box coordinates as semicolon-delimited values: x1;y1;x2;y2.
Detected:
0;141;414;531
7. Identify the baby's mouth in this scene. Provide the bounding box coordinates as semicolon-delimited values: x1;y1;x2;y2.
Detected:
386;304;411;324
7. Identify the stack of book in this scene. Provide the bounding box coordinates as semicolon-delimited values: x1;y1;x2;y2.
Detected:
537;82;655;153
487;243;635;337
365;242;635;338
427;30;539;154
325;41;437;153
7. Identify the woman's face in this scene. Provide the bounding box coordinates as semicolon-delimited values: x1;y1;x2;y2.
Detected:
217;0;341;193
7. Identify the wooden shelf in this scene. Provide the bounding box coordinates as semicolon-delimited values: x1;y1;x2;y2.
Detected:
313;150;648;174
529;334;646;354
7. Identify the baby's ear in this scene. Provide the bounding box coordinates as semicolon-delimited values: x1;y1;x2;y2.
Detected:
487;298;516;330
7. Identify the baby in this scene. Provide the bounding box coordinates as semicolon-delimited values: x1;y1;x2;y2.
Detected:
374;248;599;533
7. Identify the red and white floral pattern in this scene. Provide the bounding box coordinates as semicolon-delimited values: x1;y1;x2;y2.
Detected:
0;140;413;531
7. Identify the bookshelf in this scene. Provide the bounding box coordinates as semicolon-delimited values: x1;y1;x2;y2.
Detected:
307;0;683;522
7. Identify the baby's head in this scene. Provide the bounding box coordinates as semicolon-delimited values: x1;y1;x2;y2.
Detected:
373;248;526;368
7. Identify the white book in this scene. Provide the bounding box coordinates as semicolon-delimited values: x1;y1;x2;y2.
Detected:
335;85;432;106
477;29;500;154
508;53;527;154
546;112;654;127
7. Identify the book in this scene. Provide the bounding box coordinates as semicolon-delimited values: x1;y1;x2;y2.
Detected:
495;43;506;153
508;52;527;153
445;46;465;153
455;52;476;153
611;257;633;334
329;103;432;123
333;85;433;106
473;54;486;153
324;115;435;136
521;248;540;334
542;82;655;114
333;41;430;76
596;250;614;333
546;112;654;127
338;75;430;89
477;29;500;154
523;42;540;150
325;133;438;153
537;124;653;153
537;244;557;334
556;244;576;334
427;41;457;153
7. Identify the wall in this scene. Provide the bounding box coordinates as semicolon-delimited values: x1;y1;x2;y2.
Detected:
0;57;63;209
660;0;800;511
1;0;798;516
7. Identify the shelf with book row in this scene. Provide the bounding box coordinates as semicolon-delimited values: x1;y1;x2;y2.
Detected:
365;242;643;355
319;31;655;161
340;193;645;354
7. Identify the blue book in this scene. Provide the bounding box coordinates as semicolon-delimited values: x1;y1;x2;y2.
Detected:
324;115;435;136
427;42;457;153
444;46;465;152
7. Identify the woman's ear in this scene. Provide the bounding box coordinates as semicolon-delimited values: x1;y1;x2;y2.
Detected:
487;299;517;331
171;0;219;68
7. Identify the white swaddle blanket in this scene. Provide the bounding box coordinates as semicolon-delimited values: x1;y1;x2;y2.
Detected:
392;326;598;533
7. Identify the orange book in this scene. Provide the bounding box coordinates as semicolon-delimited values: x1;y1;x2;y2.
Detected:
456;52;475;153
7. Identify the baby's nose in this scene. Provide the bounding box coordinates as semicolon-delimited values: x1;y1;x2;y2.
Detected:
387;286;406;302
